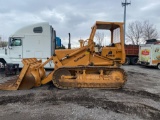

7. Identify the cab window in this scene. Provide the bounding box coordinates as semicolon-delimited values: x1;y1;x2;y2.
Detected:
11;39;22;46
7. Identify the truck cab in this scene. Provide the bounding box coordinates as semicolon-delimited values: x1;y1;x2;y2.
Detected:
0;22;57;68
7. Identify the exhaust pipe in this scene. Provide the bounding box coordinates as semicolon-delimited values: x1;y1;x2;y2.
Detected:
68;33;71;49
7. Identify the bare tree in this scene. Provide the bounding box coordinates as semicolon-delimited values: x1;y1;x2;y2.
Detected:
126;21;143;45
0;36;7;47
126;20;159;45
95;32;104;47
0;41;7;47
143;20;159;40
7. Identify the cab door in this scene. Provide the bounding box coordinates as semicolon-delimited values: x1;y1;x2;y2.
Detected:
9;38;23;59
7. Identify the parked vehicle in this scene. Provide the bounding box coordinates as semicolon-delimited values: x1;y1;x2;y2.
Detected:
139;43;160;69
124;45;139;65
0;22;61;68
124;39;160;65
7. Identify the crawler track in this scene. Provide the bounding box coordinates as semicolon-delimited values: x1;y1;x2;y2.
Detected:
52;66;127;89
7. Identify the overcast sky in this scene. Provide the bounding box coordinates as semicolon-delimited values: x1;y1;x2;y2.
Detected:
0;0;160;46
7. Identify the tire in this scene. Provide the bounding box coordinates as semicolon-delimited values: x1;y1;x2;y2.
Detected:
131;57;138;65
125;57;130;65
0;59;6;72
0;59;6;68
157;64;160;70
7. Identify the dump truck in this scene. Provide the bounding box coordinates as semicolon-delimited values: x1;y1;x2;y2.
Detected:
139;43;160;69
0;21;127;90
0;22;62;68
125;45;139;65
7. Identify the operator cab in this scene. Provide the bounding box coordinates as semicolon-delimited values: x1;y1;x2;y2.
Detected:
92;21;125;62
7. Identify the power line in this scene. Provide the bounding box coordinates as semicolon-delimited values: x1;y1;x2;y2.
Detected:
122;0;131;44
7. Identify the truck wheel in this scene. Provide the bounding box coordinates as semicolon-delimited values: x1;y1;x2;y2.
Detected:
131;57;138;65
0;59;6;72
125;57;130;65
0;59;6;68
157;64;160;70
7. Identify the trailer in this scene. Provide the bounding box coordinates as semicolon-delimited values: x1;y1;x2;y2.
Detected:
139;43;160;69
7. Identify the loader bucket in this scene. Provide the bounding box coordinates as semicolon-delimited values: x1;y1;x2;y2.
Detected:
0;58;46;90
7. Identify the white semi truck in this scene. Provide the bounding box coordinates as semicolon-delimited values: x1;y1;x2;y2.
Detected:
139;43;160;69
0;22;57;68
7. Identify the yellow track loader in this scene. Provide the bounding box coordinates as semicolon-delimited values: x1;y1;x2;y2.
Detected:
0;21;127;90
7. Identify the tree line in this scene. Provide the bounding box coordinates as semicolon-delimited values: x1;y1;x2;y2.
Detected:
0;40;7;47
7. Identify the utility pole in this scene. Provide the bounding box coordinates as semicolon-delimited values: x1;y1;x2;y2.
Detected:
122;0;131;43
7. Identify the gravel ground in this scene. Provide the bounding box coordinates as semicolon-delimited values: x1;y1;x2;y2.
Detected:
0;65;160;120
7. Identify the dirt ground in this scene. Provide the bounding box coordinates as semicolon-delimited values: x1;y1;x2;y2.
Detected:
0;65;160;120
